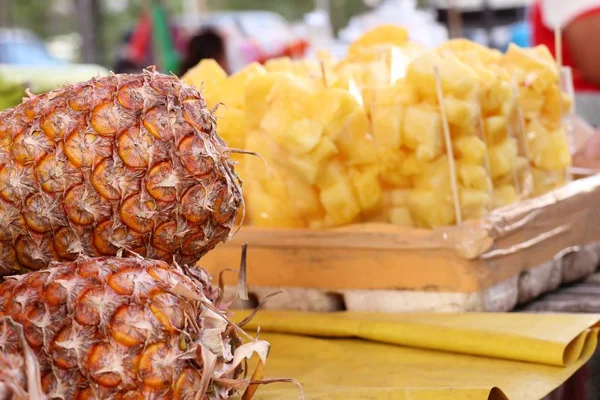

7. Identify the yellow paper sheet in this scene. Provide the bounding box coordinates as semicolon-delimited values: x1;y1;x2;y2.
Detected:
232;311;600;399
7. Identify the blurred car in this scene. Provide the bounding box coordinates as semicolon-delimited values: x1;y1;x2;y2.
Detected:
0;27;64;66
174;11;310;72
0;28;108;98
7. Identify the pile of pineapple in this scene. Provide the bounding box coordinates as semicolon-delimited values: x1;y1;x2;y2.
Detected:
183;25;573;229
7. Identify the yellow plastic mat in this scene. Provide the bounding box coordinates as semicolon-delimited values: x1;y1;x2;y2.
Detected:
232;310;600;399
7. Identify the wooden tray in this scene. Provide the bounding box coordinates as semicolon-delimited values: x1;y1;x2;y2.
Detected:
199;174;600;312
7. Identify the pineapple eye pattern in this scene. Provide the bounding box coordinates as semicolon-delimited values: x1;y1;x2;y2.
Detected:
0;69;243;274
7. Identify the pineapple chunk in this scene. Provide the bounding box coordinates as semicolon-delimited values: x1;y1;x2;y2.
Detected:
245;73;280;129
379;149;411;187
457;161;490;191
452;135;486;164
403;105;443;161
401;153;429;176
310;88;361;141
481;79;513;116
518;85;545;118
259;101;295;144
389;207;415;227
215;107;245;149
246;190;303;228
531;167;566;196
412;156;453;193
483;115;508;145
284;137;338;184
541;85;572;127
444;96;477;128
336;109;378;165
264;57;293;72
220;62;266;109
350;168;382;211
526;125;572;170
286;177;322;218
500;44;558;94
383;189;412;208
348;24;409;57
492;185;519;208
316;159;347;190
181;59;227;109
488;137;518;179
182;59;227;86
320;180;361;225
460;188;489;219
407;189;455;228
406;52;479;100
371;104;403;149
279;119;323;155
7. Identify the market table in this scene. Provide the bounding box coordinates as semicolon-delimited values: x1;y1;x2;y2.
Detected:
234;310;600;399
521;271;600;400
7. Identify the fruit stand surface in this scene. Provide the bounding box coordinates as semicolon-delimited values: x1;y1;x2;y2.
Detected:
233;311;600;399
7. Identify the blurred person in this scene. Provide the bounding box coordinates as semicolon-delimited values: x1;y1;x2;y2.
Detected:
178;27;229;77
530;0;600;126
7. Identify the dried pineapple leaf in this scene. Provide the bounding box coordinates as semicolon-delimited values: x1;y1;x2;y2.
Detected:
241;359;265;400
195;344;218;400
237;243;249;301
219;339;271;376
0;317;45;400
237;290;283;328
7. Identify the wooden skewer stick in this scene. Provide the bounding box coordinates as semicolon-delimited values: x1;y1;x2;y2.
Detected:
554;27;563;72
474;90;495;201
434;65;462;225
319;60;328;88
510;78;534;199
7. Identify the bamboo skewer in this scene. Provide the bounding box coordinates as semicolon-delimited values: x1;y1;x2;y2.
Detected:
434;65;462;225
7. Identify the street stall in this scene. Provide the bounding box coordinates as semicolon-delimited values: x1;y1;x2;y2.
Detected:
0;1;599;398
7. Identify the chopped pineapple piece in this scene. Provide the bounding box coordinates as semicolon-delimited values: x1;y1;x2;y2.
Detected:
407;189;455;228
444;96;478;127
316;159;347;190
452;135;486;164
245;73;280;129
457;162;490;191
320;180;361;225
483;115;508;145
215;107;245;149
181;59;227;109
460;188;489;219
220;62;266;109
488;137;518;179
286;176;322;218
336;109;378;165
372;104;403;149
492;185;519;208
403;105;443;161
526;125;572;170
350;168;382;211
406;52;479;100
279;119;323;155
310;88;361;141
389;207;415;227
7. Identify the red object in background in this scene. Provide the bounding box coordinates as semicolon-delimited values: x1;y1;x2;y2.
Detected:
256;38;310;64
530;0;600;92
128;12;152;64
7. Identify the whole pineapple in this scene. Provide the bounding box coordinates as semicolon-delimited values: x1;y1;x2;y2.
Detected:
0;68;242;275
0;256;266;399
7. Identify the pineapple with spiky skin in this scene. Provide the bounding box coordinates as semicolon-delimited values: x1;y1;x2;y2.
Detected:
0;256;269;399
0;68;243;275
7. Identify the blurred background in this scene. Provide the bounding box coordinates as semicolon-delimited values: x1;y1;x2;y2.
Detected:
0;0;533;110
